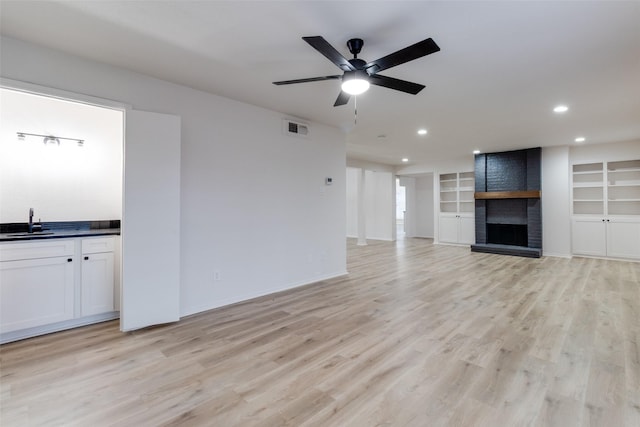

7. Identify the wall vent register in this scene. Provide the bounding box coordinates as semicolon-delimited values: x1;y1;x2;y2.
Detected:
283;119;309;138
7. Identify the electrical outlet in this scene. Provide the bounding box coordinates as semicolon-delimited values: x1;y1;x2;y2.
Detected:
213;271;221;281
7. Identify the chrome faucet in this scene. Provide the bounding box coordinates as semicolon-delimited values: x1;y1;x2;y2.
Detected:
28;208;34;233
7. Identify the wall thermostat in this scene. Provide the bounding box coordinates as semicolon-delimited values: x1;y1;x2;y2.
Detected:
325;177;333;185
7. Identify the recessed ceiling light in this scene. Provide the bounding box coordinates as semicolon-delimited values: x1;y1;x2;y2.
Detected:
417;129;427;135
553;105;569;113
473;150;481;154
401;158;409;163
575;137;586;143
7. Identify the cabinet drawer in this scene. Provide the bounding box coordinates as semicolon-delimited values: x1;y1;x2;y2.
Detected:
82;237;115;254
0;239;75;262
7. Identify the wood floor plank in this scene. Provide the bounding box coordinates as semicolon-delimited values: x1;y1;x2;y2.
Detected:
1;238;639;426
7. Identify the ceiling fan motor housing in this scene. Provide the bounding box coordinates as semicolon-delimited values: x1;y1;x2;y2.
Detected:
348;58;367;70
347;38;364;56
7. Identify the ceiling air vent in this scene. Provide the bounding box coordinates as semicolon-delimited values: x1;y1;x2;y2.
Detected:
283;119;309;138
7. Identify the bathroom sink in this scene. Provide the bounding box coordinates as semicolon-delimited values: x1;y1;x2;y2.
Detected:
7;232;55;237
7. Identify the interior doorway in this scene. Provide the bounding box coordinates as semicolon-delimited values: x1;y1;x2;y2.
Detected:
1;78;182;337
396;178;406;239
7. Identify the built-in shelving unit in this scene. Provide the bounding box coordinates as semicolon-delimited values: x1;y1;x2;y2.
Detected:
571;159;640;260
572;163;604;215
607;159;640;216
438;172;475;245
572;160;640;216
440;172;474;213
459;172;475;214
439;173;458;213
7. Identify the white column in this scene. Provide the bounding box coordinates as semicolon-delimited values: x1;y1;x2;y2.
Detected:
357;168;367;246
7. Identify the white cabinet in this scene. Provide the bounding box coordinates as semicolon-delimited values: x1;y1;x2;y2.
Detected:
459;216;476;245
606;219;640;259
571;159;640;260
439;214;475;245
438;171;475;245
572;218;640;259
81;237;115;317
0;236;119;341
0;240;75;333
571;218;607;257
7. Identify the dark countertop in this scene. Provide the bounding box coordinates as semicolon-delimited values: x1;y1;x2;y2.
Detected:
0;220;121;242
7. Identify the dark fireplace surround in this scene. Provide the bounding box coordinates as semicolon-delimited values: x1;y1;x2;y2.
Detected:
471;148;542;258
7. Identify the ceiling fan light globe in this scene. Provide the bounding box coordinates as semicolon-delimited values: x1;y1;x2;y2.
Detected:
342;78;370;95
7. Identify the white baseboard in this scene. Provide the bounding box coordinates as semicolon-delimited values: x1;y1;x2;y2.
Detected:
1;312;119;344
182;270;349;318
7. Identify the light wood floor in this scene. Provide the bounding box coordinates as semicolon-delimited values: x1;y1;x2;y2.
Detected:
1;238;639;426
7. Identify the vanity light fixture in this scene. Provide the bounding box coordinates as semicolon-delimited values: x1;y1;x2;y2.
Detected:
553;105;568;113
401;158;409;163
17;132;84;147
473;150;481;154
417;129;428;135
574;137;586;143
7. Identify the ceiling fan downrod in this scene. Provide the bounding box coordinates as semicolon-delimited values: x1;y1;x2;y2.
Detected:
347;38;364;58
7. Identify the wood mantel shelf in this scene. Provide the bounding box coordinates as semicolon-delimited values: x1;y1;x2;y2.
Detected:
474;190;541;200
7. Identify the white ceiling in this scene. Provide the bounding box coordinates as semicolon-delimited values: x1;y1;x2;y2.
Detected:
1;1;639;168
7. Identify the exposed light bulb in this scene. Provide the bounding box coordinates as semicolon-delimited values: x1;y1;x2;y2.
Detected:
553;105;568;113
417;129;427;135
574;137;585;143
401;158;409;163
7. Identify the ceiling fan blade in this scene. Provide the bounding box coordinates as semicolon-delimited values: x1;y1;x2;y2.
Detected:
273;75;342;85
365;38;440;75
334;91;351;106
303;36;356;72
368;74;425;95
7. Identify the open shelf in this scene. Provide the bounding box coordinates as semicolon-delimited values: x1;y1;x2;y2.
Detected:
439;171;474;215
572;159;640;216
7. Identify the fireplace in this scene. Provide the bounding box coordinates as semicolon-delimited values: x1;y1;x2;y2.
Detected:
471;148;542;258
487;223;528;247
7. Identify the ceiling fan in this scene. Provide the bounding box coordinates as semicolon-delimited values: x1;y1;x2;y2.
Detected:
273;36;440;106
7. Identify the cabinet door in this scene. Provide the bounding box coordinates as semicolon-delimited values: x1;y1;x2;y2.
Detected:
572;218;606;257
0;257;74;333
439;215;459;243
458;215;476;245
81;252;115;316
607;220;640;259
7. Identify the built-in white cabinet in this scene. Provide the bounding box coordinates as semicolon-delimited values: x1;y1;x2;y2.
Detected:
439;214;475;245
81;237;115;317
0;236;118;340
571;159;640;260
438;172;475;245
0;240;75;333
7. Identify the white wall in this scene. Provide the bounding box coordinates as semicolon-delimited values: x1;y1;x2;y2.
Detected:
346;162;395;241
541;146;571;257
365;170;394;241
0;88;122;222
345;167;359;238
570;139;640;164
398;177;416;237
1;36;347;316
415;175;434;238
